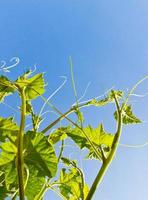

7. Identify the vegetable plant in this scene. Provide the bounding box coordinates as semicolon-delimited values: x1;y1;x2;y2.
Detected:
0;65;147;200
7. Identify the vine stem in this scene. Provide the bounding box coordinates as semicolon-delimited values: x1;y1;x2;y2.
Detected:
17;88;26;200
39;94;102;160
85;92;122;200
41;100;100;134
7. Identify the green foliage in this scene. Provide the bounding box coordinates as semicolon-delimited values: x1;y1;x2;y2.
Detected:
114;104;141;124
24;131;58;178
57;168;88;200
25;165;45;200
16;72;45;100
0;69;145;200
50;124;114;161
0;117;19;142
0;76;15;101
55;157;89;200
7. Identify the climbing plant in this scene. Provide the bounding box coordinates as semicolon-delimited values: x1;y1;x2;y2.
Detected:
0;66;147;200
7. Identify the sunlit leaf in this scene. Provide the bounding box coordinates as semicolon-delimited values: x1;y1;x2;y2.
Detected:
114;104;141;124
16;73;45;100
57;167;88;200
24;131;58;178
66;124;114;150
0;141;17;166
0;76;15;101
0;142;18;192
0;117;19;142
48;127;68;144
53;124;114;160
25;165;45;200
4;161;17;191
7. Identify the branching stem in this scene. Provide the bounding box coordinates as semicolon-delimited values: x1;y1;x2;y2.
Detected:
41;100;99;134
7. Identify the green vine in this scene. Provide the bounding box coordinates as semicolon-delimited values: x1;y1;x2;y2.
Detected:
0;68;147;200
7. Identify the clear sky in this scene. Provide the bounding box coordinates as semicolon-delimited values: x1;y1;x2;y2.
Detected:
1;0;148;200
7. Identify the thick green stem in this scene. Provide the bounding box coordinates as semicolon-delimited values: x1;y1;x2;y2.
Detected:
86;94;122;200
17;88;26;200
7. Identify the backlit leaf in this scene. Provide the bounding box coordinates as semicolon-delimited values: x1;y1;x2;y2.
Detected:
57;167;89;200
16;73;45;100
0;141;17;166
25;165;45;200
48;127;68;144
114;104;141;124
0;76;15;101
0;117;19;142
24;131;58;178
65;124;114;149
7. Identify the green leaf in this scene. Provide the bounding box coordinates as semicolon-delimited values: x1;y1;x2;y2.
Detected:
16;73;45;100
48;127;68;144
0;117;19;142
4;161;17;191
55;124;114;160
25;165;45;200
114;104;141;124
0;76;15;101
0;142;18;192
0;141;17;166
108;90;123;99
66;124;114;149
57;167;88;200
24;131;58;178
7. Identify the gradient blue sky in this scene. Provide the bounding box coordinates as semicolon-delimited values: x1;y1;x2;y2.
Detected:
1;1;148;200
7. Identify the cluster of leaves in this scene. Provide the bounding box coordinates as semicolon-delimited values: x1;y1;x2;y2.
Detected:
0;70;142;200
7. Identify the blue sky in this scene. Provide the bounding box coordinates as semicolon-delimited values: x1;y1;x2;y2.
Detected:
1;0;148;199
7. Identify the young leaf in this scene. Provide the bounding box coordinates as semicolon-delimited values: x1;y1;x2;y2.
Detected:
24;131;58;178
114;104;141;124
57;167;88;200
48;127;68;144
16;73;45;100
